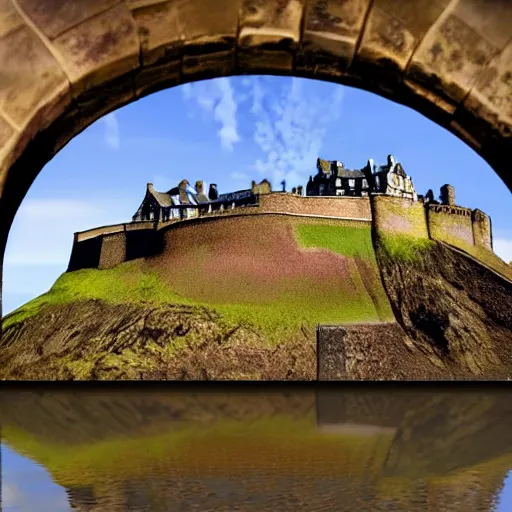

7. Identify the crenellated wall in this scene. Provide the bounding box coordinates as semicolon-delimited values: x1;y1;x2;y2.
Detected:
427;204;475;252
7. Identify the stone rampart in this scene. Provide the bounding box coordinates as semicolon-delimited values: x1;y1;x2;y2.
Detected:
371;195;429;240
258;193;372;220
76;223;127;242
67;236;103;272
98;232;127;270
67;193;495;273
472;209;493;251
427;204;474;252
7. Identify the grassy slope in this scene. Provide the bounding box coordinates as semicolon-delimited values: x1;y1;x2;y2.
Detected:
3;220;394;341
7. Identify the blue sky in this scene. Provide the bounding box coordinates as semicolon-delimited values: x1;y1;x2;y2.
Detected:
2;443;511;511
2;75;511;315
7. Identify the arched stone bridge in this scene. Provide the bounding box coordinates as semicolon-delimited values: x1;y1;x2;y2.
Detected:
0;0;511;321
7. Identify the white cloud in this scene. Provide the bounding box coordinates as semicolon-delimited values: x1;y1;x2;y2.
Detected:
102;112;120;150
248;77;344;189
182;78;240;151
494;238;512;263
4;199;126;267
182;77;344;189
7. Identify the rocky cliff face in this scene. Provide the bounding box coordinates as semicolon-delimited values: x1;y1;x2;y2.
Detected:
1;238;511;380
0;300;315;380
375;240;512;379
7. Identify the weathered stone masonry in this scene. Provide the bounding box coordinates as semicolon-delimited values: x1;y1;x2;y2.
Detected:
67;193;496;272
67;194;373;271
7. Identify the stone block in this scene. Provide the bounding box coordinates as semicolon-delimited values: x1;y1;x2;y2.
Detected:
408;12;499;104
0;26;69;128
298;0;369;75
50;3;140;95
239;0;303;50
0;0;24;39
130;0;184;66
16;0;120;39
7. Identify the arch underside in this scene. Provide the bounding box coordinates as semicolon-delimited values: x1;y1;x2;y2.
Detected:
0;0;511;306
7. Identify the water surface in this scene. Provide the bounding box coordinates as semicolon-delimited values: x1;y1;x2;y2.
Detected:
1;385;512;511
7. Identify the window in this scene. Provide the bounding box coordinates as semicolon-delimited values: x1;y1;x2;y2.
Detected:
349;179;355;188
336;178;342;188
362;179;368;188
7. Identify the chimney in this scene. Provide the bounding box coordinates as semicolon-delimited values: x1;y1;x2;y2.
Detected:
147;183;154;191
440;184;455;206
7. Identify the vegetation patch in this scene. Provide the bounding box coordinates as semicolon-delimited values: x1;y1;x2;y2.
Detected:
295;224;375;260
4;221;392;341
377;234;434;262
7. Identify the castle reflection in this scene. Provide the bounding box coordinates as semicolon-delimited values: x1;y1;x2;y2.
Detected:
1;385;511;511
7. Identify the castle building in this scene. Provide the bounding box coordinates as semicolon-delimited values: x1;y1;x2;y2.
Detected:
133;155;416;224
133;179;271;222
307;155;417;200
307;158;372;197
132;180;204;222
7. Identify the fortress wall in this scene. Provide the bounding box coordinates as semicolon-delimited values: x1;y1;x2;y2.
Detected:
76;223;127;242
370;195;429;240
125;221;156;232
472;209;493;251
67;236;103;272
427;204;474;251
98;233;127;270
258;194;372;219
125;228;162;261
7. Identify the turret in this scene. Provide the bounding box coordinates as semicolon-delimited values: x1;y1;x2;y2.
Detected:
440;184;455;206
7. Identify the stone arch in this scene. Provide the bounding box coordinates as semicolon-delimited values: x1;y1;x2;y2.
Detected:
1;0;511;321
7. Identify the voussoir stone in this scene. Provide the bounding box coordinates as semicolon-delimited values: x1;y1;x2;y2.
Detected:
16;0;120;40
0;25;69;128
179;0;240;48
239;0;304;49
129;0;184;66
48;3;140;96
0;116;15;152
0;0;24;39
356;5;417;70
409;11;501;104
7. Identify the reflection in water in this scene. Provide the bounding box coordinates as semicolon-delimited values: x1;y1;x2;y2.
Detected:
1;386;512;511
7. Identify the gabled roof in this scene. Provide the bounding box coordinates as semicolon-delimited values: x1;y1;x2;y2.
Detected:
149;188;173;207
317;158;332;174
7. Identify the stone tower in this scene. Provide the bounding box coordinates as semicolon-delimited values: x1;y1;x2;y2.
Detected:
440;184;455;206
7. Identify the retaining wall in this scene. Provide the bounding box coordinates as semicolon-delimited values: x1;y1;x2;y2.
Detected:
472;209;493;250
67;236;102;272
371;195;429;240
98;233;127;270
66;193;496;273
427;204;474;252
259;193;372;219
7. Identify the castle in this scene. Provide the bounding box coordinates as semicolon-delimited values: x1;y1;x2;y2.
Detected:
132;154;416;224
67;154;494;273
